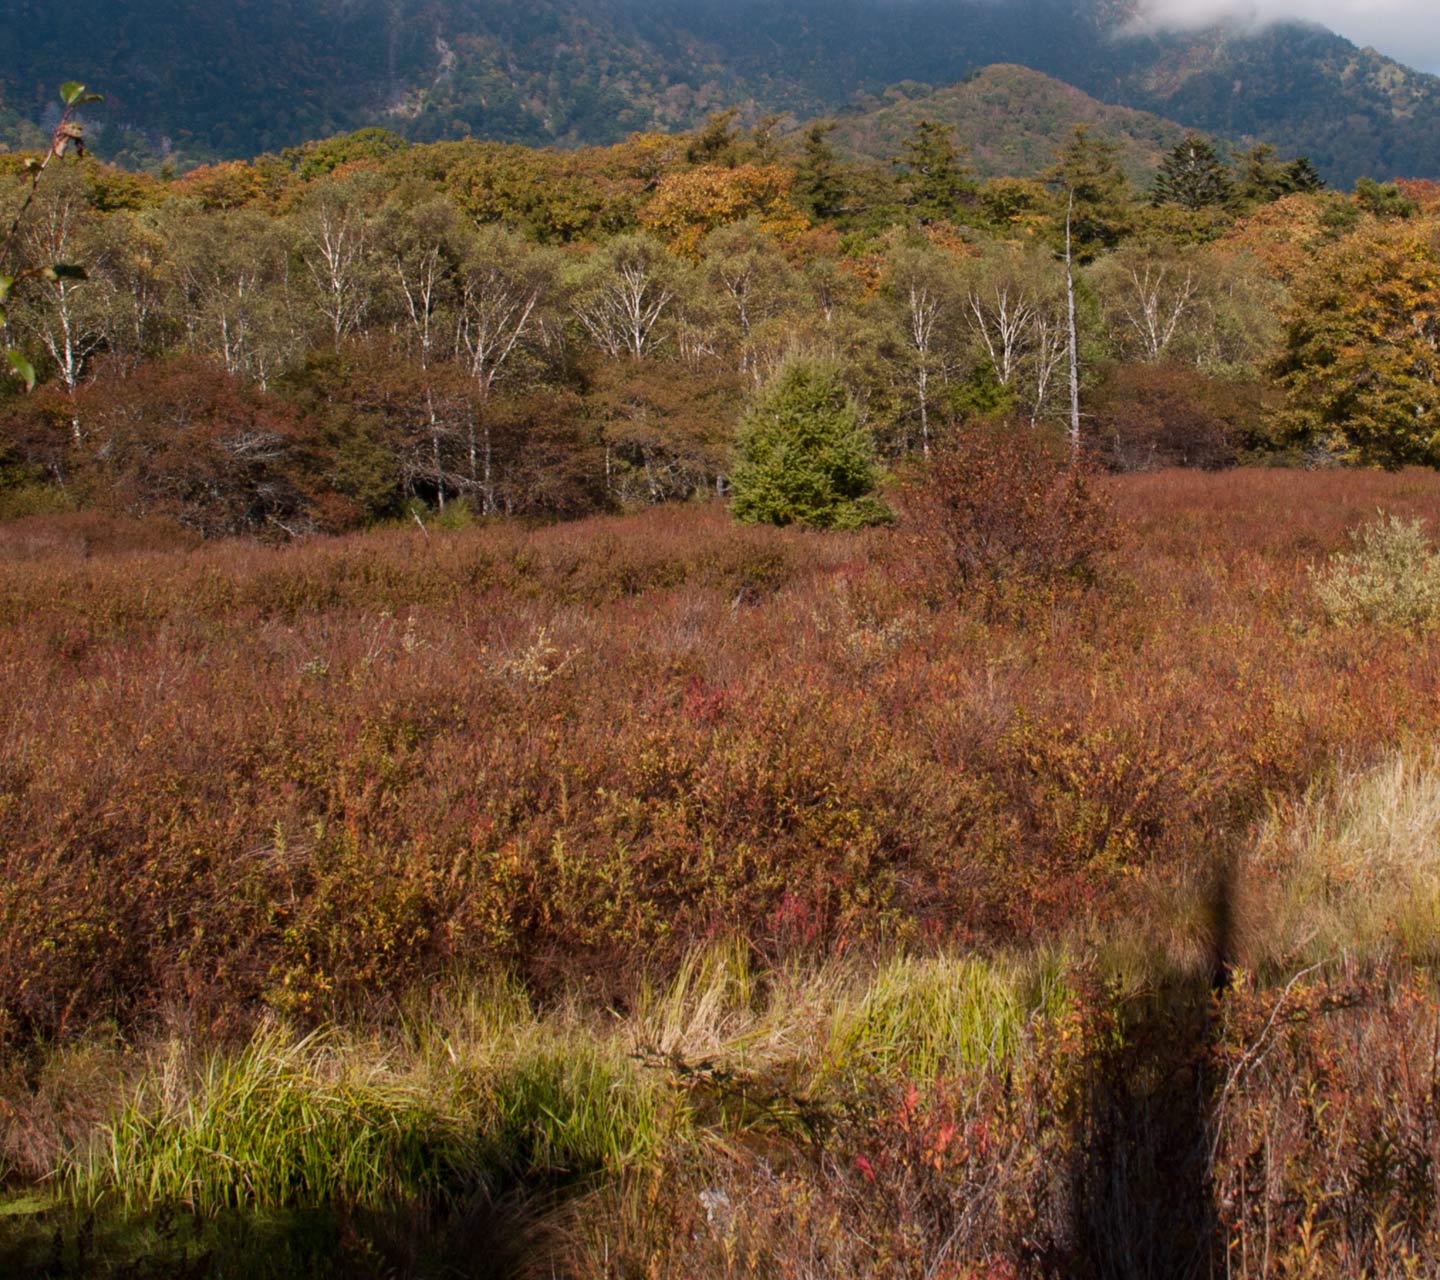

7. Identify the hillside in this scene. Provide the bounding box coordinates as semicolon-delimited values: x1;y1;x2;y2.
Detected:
4;0;1440;185
828;65;1193;183
1095;19;1440;188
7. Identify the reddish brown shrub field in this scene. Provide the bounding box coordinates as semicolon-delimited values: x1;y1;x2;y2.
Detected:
3;469;1440;1049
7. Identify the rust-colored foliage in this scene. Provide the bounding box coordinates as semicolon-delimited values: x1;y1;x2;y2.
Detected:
899;420;1118;602
2;472;1440;1047
1087;362;1277;471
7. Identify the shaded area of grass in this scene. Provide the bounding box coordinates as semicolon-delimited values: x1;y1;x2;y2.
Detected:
0;1196;541;1280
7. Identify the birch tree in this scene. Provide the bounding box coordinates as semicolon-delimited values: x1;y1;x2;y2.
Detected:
1095;248;1200;361
167;209;294;389
295;187;378;349
456;227;549;512
13;174;112;439
572;234;678;361
886;243;963;457
378;196;463;371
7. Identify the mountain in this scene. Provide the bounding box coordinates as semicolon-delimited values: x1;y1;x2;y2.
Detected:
4;0;1440;184
828;65;1193;183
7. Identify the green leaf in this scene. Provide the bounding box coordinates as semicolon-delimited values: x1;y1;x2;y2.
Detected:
59;82;86;107
6;350;36;391
0;277;11;304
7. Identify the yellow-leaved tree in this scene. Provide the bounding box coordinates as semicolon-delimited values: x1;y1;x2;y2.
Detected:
639;164;807;261
1279;220;1440;467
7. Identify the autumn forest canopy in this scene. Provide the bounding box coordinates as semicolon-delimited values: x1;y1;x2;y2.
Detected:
2;110;1440;539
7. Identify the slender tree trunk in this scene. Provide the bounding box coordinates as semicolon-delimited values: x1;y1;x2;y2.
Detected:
917;363;930;458
477;380;495;516
427;388;445;511
482;421;493;515
1065;191;1081;456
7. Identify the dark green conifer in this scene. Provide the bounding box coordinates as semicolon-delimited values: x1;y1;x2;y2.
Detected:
1354;178;1417;219
686;108;741;166
1282;156;1325;194
796;121;848;220
1240;143;1288;204
1152;134;1235;212
1042;126;1134;259
895;119;977;223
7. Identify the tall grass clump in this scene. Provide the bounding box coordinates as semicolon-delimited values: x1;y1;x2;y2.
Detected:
633;939;762;1061
72;1029;475;1214
67;996;684;1222
1250;746;1440;965
1311;512;1440;628
827;952;1069;1080
483;1047;673;1178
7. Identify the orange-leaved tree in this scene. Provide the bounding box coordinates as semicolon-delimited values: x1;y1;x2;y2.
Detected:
639;164;807;261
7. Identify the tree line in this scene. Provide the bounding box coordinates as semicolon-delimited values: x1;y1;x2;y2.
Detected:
2;112;1437;537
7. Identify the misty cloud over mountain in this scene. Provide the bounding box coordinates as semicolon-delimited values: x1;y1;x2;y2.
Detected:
1138;0;1440;72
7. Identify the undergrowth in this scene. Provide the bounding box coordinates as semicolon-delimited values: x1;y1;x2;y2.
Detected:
4;470;1440;1275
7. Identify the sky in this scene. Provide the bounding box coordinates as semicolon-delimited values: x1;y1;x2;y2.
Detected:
1138;0;1440;74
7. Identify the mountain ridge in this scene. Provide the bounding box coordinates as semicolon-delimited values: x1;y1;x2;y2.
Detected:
3;0;1439;183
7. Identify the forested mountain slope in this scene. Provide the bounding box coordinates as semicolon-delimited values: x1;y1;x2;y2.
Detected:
3;0;1440;183
829;65;1192;182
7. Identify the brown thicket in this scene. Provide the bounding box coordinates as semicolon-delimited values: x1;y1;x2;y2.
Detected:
3;470;1440;1047
900;419;1118;601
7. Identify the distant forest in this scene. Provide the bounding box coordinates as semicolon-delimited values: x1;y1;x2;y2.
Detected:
3;112;1439;538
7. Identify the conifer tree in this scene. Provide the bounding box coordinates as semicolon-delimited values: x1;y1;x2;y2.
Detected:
1042;126;1133;260
731;359;889;529
895;120;977;224
796;121;847;220
1354;178;1418;220
1240;143;1288;205
1241;146;1324;206
686;108;740;167
1283;157;1325;195
1151;134;1235;212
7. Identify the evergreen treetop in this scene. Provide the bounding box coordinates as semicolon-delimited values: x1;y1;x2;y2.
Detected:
1151;134;1235;212
894;120;977;224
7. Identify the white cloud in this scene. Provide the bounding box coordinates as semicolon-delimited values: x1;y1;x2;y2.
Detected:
1136;0;1440;74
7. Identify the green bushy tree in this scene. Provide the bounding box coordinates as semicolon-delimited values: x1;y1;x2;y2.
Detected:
1354;178;1417;220
730;359;889;529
